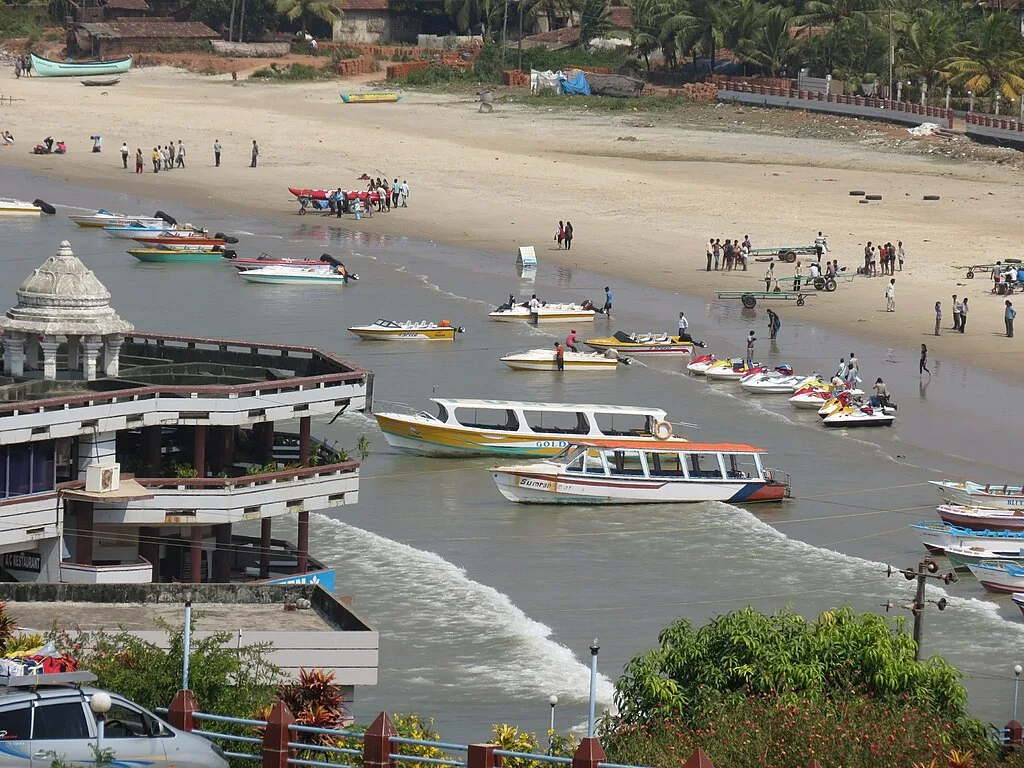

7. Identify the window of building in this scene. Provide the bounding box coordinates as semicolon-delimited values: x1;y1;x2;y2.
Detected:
0;441;56;499
32;701;90;740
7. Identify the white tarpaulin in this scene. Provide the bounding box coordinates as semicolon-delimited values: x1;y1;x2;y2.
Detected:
531;69;563;94
907;122;942;137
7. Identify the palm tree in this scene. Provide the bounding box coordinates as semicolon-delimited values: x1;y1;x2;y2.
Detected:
577;0;613;46
663;0;732;74
736;6;796;75
275;0;344;33
942;11;1024;98
895;10;957;87
627;0;664;68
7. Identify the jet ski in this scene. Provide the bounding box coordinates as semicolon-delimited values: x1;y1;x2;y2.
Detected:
823;402;896;427
686;353;717;375
705;360;763;381
740;366;819;394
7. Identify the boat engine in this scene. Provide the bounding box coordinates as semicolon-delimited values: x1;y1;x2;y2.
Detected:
154;210;177;226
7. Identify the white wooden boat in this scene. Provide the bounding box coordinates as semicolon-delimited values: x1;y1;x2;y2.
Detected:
70;211;164;228
965;560;1024;593
349;319;465;341
937;504;1024;532
931;479;1024;511
0;198;43;215
584;331;700;356
489;303;596;324
500;348;620;371
240;265;355;285
491;440;791;504
373;399;681;457
911;521;1024;555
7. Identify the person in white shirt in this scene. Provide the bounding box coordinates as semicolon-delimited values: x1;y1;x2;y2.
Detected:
400;180;409;207
885;278;895;311
814;231;827;262
677;312;689;340
764;263;774;292
120;142;129;169
176;140;185;168
809;262;821;280
897;241;905;271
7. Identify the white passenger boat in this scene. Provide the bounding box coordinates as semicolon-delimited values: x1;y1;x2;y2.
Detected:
705;361;762;381
965;560;1024;593
930;479;1024;511
584;331;701;356
373;398;681;457
348;319;465;341
822;404;895;427
240;265;356;285
911;520;1024;555
70;210;164;228
937;504;1024;532
500;349;620;371
489;301;596;324
686;354;717;375
0;198;48;215
491;440;791;504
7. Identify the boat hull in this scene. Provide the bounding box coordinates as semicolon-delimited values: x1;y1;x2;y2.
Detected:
31;52;132;77
584;338;694;356
241;273;346;285
349;327;458;341
72;214;163;228
965;563;1024;593
491;469;787;504
0;204;41;215
489;309;596;324
228;259;321;270
500;354;618;371
129;249;223;263
937;506;1024;532
911;521;1024;555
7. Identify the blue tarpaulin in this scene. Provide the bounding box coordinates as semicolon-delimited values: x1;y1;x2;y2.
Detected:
558;70;591;95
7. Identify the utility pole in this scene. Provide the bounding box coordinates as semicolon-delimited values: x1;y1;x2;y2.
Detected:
501;0;510;70
884;558;955;660
888;8;894;99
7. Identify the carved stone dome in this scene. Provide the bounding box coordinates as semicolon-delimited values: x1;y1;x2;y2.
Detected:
0;240;134;336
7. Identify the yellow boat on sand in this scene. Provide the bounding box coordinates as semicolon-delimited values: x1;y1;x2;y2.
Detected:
340;93;401;103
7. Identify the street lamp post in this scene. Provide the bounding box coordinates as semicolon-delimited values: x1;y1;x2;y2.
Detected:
996;93;1002;116
183;592;193;690
1014;665;1022;722
968;90;975;113
587;639;600;738
548;695;558;754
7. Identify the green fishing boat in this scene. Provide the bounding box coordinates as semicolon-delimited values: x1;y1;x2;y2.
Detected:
128;248;223;263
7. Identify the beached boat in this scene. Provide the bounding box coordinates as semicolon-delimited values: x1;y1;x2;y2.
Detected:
1013;593;1024;617
584;330;701;356
31;52;132;78
705;361;763;381
373;399;682;457
71;211;164;228
500;349;621;371
937;504;1024;532
945;544;1024;570
685;354;717;375
239;265;355;285
965;560;1024;593
490;440;791;504
81;78;120;86
489;298;596;324
822;404;896;428
912;521;1024;555
930;480;1024;511
132;236;226;249
128;248;224;263
0;198;45;215
340;93;401;103
788;381;855;409
348;319;465;341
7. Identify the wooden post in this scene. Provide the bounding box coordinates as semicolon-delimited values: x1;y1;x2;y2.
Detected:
262;699;295;768
166;689;199;732
260;517;272;579
467;744;500;768
364;712;398;768
299;416;311;466
681;749;714;768
572;736;606;768
193;424;206;477
1007;720;1023;745
190;526;203;583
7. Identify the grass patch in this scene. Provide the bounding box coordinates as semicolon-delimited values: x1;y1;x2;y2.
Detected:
508;91;694;113
250;62;330;81
403;64;491;89
0;6;50;41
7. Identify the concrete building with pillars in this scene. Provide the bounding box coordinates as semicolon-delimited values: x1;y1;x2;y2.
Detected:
0;240;373;590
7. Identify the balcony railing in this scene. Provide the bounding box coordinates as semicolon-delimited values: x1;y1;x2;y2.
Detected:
60;557;153;584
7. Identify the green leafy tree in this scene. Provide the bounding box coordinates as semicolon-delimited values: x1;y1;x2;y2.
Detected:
661;0;732;72
614;606;971;724
275;0;344;34
895;9;958;88
577;0;613;46
942;11;1024;99
626;0;664;68
736;6;796;75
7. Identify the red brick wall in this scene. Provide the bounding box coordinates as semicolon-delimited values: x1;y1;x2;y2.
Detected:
335;56;377;76
386;59;428;79
502;69;528;87
710;73;794;90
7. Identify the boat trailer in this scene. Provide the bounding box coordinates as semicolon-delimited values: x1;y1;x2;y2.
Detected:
716;290;813;308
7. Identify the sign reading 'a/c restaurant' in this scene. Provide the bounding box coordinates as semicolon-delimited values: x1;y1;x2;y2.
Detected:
2;551;41;573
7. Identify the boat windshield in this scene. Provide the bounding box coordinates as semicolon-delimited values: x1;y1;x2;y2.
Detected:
685;453;724;479
594;412;657;437
725;453;761;480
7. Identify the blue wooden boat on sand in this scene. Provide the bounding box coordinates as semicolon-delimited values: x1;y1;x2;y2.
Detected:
30;53;132;78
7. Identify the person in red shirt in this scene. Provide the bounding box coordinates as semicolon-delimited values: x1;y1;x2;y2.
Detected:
565;329;578;352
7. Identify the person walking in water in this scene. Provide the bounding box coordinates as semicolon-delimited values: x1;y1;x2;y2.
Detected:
920;344;930;376
214;139;222;167
556;221;565;249
745;330;756;366
885;278;896;312
565;328;578;352
250;140;259;168
677;311;689;340
1006;300;1016;338
767;308;781;340
554;341;565;371
934;301;942;336
603;286;612;319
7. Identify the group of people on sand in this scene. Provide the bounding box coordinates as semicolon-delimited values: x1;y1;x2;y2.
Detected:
13;56;32;78
862;241;904;276
125;140;188;174
366;177;410;211
706;236;752;271
555;221;575;250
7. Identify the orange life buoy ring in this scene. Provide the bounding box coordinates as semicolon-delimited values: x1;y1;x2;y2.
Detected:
653;421;672;440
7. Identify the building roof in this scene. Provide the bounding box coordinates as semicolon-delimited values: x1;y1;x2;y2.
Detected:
607;6;631;29
0;240;134;337
76;20;219;39
104;0;151;10
338;0;388;9
520;26;580;50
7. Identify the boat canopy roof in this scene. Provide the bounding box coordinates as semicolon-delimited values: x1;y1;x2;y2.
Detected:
431;398;667;416
569;439;766;453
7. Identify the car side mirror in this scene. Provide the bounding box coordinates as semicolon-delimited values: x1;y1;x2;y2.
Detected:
148;717;164;737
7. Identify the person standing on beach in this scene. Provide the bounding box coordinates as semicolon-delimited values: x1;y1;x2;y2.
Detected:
897;241;905;271
564;222;574;250
392;179;399;209
135;148;143;174
251;140;259;168
556;221;565;249
554;342;565;371
603;286;612;318
400;180;409;207
920;344;930;376
214;139;222;167
706;239;713;271
120;142;129;169
934;301;942;335
814;231;827;262
951;295;962;331
152;147;160;173
764;263;774;293
960;297;969;333
713;238;721;270
1006;300;1016;337
885;278;895;312
746;330;756;366
176;140;185;168
767;308;781;340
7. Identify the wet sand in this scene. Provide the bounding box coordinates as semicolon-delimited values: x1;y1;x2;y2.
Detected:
3;68;1024;374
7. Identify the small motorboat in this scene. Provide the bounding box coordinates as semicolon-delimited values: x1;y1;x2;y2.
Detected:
349;319;465;341
500;349;622;371
584;330;704;356
128;248;224;263
705;361;763;381
104;223;186;239
740;367;818;394
685;353;717;375
930;479;1024;511
822;403;895;427
223;252;322;271
0;198;55;215
944;544;1024;571
132;235;227;249
489;298;597;324
240;255;358;285
937;504;1024;532
71;210;164;228
912;520;1024;555
788;380;854;409
965;560;1024;593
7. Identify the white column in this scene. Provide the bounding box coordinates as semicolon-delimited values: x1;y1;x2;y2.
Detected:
77;430;118;478
82;336;103;382
40;337;60;381
67;335;81;373
5;332;25;378
104;335;123;377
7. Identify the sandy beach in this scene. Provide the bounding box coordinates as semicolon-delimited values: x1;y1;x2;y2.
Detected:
3;67;1024;376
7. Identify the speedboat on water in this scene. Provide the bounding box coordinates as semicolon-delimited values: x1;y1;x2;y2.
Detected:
349;319;465;341
739;367;819;394
105;223;191;239
490;439;791;504
240;265;355;285
584;330;703;356
132;236;227;250
705;361;763;381
128;247;224;263
0;198;55;215
937;503;1024;532
223;252;322;271
686;353;717;375
930;479;1024;511
822;403;895;427
70;210;165;228
489;300;596;324
500;349;621;371
912;520;1024;555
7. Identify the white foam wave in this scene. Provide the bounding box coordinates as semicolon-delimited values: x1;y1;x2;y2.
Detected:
313;514;615;705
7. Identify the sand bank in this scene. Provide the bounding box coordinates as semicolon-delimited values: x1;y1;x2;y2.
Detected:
2;68;1023;376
